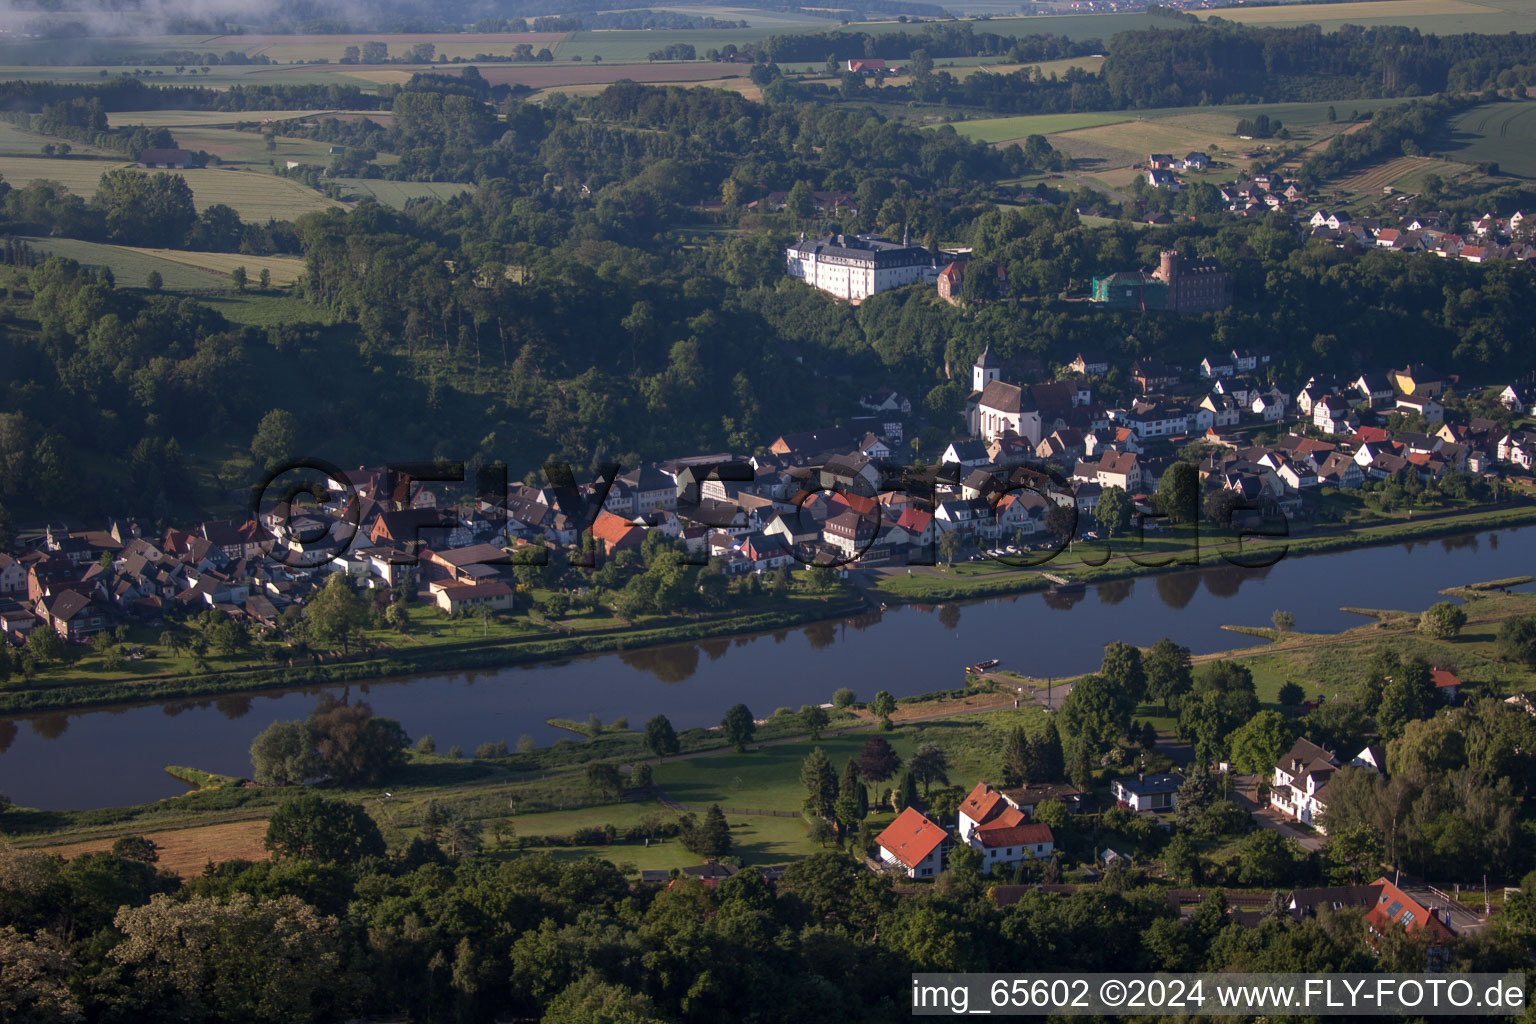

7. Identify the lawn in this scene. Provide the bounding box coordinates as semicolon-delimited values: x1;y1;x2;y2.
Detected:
104;109;334;128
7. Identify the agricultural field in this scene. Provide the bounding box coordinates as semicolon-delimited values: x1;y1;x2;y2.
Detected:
202;31;569;63
330;178;475;208
104;109;334;128
0;154;128;195
0;156;342;221
474;61;750;89
0;121;116;159
1194;0;1536;33
41;818;271;879
1437;101;1536;178
20;236;305;291
1331;154;1479;196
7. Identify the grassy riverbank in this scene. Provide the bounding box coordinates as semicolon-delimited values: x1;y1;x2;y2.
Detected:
873;500;1536;603
12;586;1536;875
0;592;867;716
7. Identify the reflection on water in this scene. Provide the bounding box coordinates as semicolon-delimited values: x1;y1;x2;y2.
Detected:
803;620;837;649
1097;579;1134;605
0;720;14;754
30;713;68;739
617;644;700;684
938;604;961;630
1441;533;1481;553
1156;572;1201;609
215;695;253;720
1042;588;1087;611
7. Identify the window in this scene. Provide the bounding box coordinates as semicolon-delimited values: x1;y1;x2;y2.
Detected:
1401;911;1415;926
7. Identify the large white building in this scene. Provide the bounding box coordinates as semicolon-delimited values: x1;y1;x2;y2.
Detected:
786;232;941;301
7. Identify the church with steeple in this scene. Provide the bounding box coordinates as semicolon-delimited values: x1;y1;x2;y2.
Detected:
965;347;1041;444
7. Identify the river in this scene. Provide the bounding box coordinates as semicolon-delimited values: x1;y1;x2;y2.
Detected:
3;527;1531;810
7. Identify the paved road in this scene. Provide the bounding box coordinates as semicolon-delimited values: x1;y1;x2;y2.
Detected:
1231;773;1325;852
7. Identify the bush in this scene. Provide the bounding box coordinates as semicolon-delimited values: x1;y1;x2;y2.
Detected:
475;740;509;759
1277;682;1305;706
832;687;856;708
1418;601;1467;640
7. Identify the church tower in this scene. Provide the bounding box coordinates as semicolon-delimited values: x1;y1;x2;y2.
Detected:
972;346;1001;393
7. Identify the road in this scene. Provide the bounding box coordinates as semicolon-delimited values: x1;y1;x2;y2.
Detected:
1231;773;1325;852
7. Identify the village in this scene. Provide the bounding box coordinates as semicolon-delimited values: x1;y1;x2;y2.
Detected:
3;329;1535;653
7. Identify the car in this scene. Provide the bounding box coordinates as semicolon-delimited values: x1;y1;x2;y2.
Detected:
1083;531;1099;540
1005;545;1018;553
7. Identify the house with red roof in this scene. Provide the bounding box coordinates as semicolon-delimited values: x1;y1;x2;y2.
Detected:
1364;877;1455;945
590;510;645;557
1430;667;1461;704
956;781;1056;874
875;807;949;878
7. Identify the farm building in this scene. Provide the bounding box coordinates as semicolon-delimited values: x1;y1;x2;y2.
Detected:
137;148;193;169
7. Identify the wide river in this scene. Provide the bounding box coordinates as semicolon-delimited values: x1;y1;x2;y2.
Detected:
3;527;1533;810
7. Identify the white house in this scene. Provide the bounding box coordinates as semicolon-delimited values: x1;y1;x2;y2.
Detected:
785;232;937;301
1268;738;1378;834
1312;394;1357;435
876;807;948;878
955;782;1056;875
1111;773;1182;812
1394;393;1445;423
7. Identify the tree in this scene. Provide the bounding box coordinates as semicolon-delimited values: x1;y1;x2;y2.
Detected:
444;813;482;858
361;40;387;62
870;690;896;728
909;742;950;794
306;696;407;785
832;687;856;709
1100;641;1146;704
1162;832;1199;884
145;269;162;291
1156;461;1199;525
801;748;838;819
834;759;864;835
264;792;385;863
1068;741;1093;791
111;835;160;863
1271;609;1296;632
249;719;316;785
721;703;755;752
937;529;961;564
1418;601;1467;640
800;704;829;739
1044;502;1077;543
230;265;247;292
856;735;902;790
1237;829;1298;887
1094;485;1131;537
0;926;82;1021
894;772;917;812
1377;659;1435;738
1000;725;1029;787
644;714;679;758
585;762;622;800
1278;682;1306;706
686;804;731;859
27;626;64;665
304;574;369;655
475;740;509;759
258;268;271;290
1497;616;1536;667
786;180;815;220
250;408;299;473
415;734;436;754
1029;720;1066;782
1177;662;1258;764
1228;710;1298;774
1060;673;1133;756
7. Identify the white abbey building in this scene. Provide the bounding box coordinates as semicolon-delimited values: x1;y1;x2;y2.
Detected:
786;231;942;301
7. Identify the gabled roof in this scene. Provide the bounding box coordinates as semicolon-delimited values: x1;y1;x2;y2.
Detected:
974;823;1054;848
876;807;948;869
978;380;1034;414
